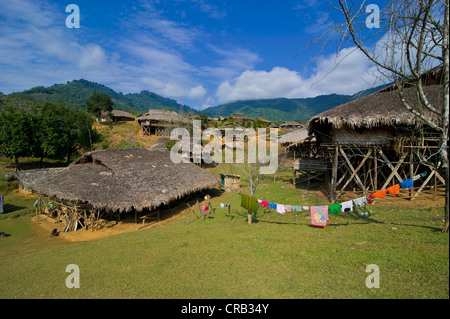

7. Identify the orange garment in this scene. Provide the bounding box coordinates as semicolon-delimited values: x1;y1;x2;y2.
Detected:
387;184;400;195
372;189;386;198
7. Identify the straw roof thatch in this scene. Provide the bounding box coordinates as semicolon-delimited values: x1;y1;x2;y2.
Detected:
137;109;184;122
278;127;314;145
308;84;443;131
100;109;136;120
7;144;219;212
228;113;249;120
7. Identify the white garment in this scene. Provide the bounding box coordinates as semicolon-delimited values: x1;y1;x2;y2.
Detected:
276;204;286;214
341;200;353;212
353;196;367;207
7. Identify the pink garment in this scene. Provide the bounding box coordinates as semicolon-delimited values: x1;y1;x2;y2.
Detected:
310;206;329;227
261;201;269;208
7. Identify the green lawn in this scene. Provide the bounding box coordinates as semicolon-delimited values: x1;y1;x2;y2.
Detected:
0;157;448;299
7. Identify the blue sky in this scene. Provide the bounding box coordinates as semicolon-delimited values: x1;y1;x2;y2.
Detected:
0;0;384;110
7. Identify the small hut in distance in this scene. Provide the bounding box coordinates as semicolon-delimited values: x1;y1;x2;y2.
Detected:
100;109;136;122
137;109;187;136
280;121;303;131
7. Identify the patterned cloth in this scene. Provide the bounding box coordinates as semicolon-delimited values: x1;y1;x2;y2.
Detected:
310;206;328;227
353;196;368;207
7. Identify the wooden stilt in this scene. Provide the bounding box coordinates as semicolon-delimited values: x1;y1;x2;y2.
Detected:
331;146;339;203
409;150;414;199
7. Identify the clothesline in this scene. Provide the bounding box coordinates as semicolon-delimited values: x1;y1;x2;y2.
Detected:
238;172;426;227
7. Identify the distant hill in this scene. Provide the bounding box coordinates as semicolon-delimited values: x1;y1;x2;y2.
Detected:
202;83;391;122
6;79;196;115
202;94;352;123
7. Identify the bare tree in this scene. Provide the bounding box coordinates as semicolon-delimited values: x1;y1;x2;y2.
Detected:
316;0;449;232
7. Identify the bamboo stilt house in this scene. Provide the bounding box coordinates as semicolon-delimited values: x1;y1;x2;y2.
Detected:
137;109;189;136
302;68;445;202
7;139;219;230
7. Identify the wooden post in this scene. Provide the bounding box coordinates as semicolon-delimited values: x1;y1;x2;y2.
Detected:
331;145;339;203
409;149;414;199
374;148;378;191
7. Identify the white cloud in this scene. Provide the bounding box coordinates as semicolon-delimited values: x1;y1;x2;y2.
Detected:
187;85;207;100
215;47;381;103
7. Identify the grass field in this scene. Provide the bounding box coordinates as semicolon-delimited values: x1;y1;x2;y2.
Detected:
0;124;448;299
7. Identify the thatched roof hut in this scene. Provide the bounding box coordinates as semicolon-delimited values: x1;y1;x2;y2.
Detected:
100;109;136;122
280;121;303;130
228;113;249;120
7;144;218;213
137;109;189;136
308;84;443;145
137;109;183;123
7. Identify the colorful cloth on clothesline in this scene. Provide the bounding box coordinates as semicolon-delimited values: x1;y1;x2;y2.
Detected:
310;206;328;227
400;178;414;189
329;203;341;215
341;200;353;213
285;205;291;212
373;189;386;199
241;194;257;213
260;201;269;208
353;196;368;207
269;202;277;209
291;206;302;212
276;204;286;214
387;184;400;195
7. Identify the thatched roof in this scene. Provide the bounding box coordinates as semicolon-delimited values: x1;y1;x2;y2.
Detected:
228;113;249;120
7;145;218;212
308;84;443;131
137;109;183;122
280;121;303;127
101;109;136;120
278;127;313;145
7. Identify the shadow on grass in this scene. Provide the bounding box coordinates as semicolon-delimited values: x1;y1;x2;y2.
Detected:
2;203;27;214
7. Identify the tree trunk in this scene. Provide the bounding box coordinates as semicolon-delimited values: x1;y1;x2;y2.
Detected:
14;156;19;172
442;0;449;233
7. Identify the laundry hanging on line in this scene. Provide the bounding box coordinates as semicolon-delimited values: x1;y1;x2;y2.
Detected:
310;206;329;227
387;184;400;196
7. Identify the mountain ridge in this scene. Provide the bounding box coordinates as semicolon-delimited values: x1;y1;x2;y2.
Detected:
3;79;390;122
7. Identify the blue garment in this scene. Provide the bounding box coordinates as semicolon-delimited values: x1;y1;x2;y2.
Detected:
269;202;277;209
400;178;414;189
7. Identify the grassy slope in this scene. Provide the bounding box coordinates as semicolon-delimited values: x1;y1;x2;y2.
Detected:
0;124;448;299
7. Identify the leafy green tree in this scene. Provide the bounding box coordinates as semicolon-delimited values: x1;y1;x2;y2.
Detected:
86;91;113;120
0;107;36;170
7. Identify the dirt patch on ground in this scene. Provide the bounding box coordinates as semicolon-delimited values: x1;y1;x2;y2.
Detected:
28;197;215;243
